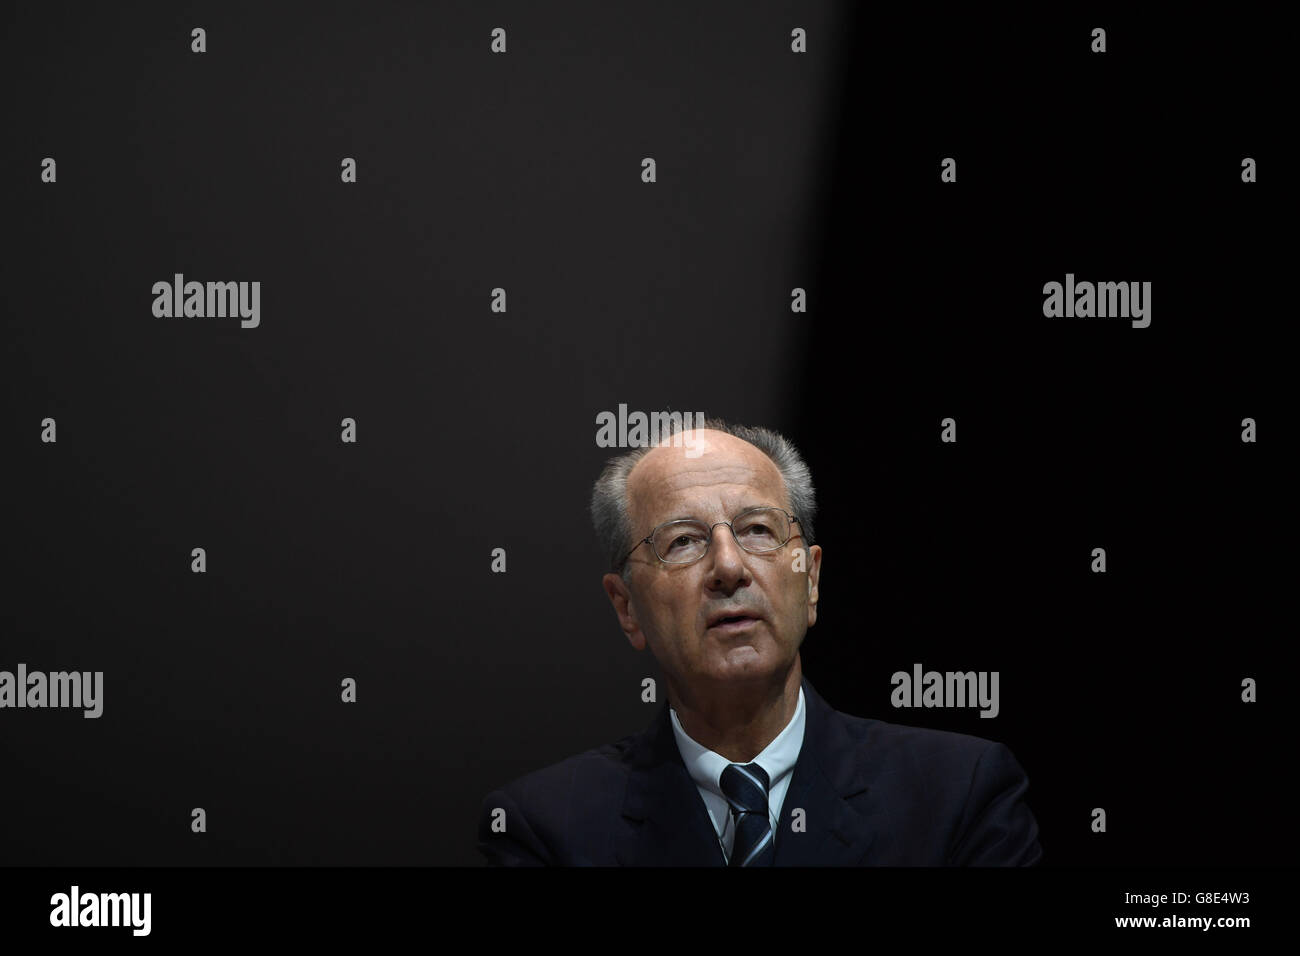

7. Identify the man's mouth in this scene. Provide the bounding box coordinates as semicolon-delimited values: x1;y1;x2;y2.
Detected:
707;613;760;633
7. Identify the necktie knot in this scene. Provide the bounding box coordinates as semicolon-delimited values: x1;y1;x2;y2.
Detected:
720;762;770;814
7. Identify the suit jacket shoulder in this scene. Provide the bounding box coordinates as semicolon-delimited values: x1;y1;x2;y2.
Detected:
478;733;644;865
831;709;1043;865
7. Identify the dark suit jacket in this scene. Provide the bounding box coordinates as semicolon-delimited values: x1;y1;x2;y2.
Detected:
478;675;1042;865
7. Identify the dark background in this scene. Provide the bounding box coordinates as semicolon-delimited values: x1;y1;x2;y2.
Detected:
1;2;1290;867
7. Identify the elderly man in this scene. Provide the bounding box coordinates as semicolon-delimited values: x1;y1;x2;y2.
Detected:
477;419;1042;865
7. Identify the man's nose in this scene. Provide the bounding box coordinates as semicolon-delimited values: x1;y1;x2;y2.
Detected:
705;523;750;589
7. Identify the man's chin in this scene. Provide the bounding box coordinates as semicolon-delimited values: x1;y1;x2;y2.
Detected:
701;644;777;680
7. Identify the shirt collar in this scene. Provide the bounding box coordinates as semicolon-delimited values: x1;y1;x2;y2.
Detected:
670;686;805;798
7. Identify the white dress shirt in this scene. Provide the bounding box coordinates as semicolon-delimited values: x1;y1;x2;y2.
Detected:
669;687;806;864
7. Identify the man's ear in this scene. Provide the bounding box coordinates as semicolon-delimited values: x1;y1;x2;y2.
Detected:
805;544;822;628
602;572;646;650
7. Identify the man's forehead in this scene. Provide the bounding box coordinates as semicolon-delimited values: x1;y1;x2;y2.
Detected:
627;431;786;519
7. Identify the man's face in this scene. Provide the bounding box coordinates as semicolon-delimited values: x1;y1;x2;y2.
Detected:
602;430;822;699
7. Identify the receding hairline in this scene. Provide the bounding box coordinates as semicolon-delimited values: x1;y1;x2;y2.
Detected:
622;428;793;524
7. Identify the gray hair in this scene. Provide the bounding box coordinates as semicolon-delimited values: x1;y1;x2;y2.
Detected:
590;416;817;579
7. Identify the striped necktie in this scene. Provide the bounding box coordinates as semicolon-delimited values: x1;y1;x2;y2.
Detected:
720;762;775;866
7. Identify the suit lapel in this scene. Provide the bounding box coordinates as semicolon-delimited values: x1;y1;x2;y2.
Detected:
614;702;726;866
771;677;879;866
